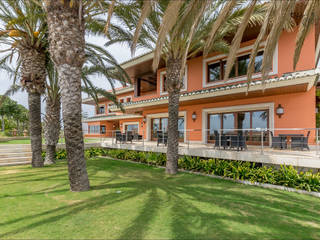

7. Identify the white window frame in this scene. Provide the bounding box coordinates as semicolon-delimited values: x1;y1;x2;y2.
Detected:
160;65;188;95
202;42;278;88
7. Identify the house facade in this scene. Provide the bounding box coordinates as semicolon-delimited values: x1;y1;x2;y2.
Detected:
83;22;320;145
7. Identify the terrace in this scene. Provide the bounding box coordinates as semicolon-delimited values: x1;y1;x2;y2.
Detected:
91;128;320;170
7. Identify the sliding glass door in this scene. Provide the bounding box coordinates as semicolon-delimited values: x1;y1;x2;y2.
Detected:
208;110;269;144
152;117;185;141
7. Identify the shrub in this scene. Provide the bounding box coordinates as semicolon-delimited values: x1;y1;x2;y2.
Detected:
42;147;320;192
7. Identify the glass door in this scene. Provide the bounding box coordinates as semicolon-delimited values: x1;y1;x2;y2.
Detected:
151;117;184;141
152;119;160;140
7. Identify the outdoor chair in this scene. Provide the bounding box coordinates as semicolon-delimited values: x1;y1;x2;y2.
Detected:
270;132;287;149
115;130;125;144
125;131;134;143
291;131;310;150
229;134;247;151
157;130;168;146
133;133;143;141
213;130;228;149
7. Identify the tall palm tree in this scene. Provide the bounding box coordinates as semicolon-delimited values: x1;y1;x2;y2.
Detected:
43;60;61;165
42;0;116;191
205;0;320;84
43;43;130;166
109;0;265;174
0;0;48;167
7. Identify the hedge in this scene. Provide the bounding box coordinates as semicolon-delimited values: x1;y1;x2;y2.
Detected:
45;148;320;192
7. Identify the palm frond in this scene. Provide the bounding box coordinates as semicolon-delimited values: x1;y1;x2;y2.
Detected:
224;0;257;81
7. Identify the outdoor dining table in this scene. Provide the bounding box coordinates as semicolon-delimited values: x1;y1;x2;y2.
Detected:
279;134;304;149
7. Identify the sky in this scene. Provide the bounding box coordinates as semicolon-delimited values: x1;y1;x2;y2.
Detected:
0;33;147;117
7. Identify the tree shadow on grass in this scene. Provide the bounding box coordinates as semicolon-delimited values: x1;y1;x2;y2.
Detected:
1;158;320;239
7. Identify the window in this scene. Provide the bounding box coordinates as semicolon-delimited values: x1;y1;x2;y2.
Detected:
237;54;250;76
98;105;105;114
125;124;139;134
107;103;115;115
207;51;264;82
208;62;221;82
89;125;100;134
160;67;187;94
120;99;124;104
126;97;131;102
162;74;167;92
208;109;268;143
151;117;184;141
101;125;106;134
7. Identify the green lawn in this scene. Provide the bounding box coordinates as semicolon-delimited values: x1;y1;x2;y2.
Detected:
0;158;319;239
0;138;99;144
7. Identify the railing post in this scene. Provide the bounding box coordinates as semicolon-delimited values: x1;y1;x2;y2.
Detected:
316;128;319;157
187;130;190;150
112;130;114;145
260;129;264;155
219;129;221;149
142;130;145;147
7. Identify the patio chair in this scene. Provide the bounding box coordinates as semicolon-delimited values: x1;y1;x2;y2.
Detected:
133;133;143;141
270;132;286;149
229;133;247;151
291;131;310;150
214;130;228;149
125;131;134;143
157;130;168;146
115;130;125;144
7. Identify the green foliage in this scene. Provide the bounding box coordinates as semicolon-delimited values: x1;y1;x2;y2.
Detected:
44;148;320;192
0;96;28;134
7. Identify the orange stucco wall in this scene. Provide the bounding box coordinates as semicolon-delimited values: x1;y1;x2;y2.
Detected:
86;25;318;142
132;25;316;102
139;87;316;143
85;120;118;137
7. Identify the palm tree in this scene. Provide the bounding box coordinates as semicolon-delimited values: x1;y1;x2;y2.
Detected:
43;60;61;165
206;0;320;84
43;43;130;166
0;0;48;167
42;0;119;191
109;0;265;174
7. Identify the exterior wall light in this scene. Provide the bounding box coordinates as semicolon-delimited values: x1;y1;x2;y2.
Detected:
192;112;197;122
276;104;284;118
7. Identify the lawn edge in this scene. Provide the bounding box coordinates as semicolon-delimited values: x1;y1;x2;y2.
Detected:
98;156;320;198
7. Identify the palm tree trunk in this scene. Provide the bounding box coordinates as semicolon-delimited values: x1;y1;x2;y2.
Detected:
28;92;43;167
57;65;89;191
45;0;90;191
166;57;183;175
44;96;61;165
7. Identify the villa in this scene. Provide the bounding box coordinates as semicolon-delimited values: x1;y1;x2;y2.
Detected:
83;10;320;169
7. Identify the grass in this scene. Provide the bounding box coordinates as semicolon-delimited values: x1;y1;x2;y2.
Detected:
0;158;320;240
0;138;100;144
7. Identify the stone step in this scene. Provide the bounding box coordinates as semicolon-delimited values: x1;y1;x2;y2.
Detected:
0;152;32;158
0;156;32;164
0;144;31;149
0;161;30;167
0;147;31;153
